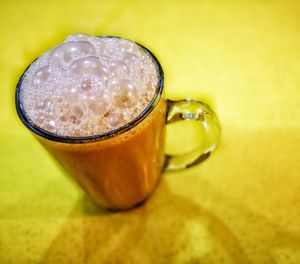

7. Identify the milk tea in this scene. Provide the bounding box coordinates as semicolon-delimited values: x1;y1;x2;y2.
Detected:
18;34;166;209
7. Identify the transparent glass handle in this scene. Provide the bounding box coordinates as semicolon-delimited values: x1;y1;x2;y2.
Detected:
164;99;221;170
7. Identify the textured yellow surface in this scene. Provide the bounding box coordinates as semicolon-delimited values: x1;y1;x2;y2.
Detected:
1;0;300;263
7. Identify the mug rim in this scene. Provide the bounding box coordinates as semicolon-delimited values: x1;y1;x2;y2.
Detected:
15;36;164;144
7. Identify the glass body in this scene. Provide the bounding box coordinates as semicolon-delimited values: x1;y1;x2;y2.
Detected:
16;42;168;210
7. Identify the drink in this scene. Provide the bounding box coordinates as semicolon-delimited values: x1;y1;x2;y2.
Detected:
16;34;221;210
18;34;167;209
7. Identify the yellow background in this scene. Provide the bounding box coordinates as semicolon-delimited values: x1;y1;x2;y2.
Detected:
1;0;300;263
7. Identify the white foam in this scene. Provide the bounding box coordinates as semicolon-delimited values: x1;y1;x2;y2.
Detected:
20;34;159;137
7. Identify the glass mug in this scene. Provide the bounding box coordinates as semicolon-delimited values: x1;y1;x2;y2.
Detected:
16;37;221;210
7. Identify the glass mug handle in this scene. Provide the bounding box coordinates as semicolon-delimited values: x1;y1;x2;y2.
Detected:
164;99;221;170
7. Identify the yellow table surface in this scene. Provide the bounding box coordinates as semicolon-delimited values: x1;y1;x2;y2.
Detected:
1;0;300;263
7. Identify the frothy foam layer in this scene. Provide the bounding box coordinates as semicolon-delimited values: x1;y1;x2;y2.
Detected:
20;34;159;137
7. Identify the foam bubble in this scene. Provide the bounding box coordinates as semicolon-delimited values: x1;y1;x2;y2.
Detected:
59;113;68;122
69;56;108;81
71;105;84;118
50;41;95;65
117;39;137;53
80;78;92;91
123;51;138;62
63;87;79;103
33;65;51;86
107;111;123;127
145;85;156;102
34;97;52;110
111;79;139;109
20;35;159;137
44;119;56;131
87;89;110;117
36;112;45;125
110;60;130;77
65;33;92;42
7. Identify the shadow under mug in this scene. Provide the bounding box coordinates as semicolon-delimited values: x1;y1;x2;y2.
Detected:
16;37;221;210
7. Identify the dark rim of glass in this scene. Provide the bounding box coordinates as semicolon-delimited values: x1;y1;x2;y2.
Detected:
15;36;164;144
